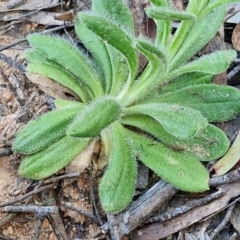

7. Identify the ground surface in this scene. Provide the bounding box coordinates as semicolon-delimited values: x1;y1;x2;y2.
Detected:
1;1;240;240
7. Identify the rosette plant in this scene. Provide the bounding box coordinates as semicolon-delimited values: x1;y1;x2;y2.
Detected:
13;0;240;213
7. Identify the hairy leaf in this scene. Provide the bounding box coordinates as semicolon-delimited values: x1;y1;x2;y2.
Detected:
151;84;240;122
168;5;226;70
146;6;196;21
128;130;209;192
92;0;134;34
25;49;91;102
18;136;90;180
203;0;240;14
122;114;229;161
12;106;84;154
27;62;90;102
55;99;85;109
124;39;167;105
67;97;122;138
149;0;171;45
108;45;129;96
158;72;213;94
27;34;104;97
79;13;138;97
168;50;236;79
75;16;112;92
99;122;137;213
125;103;208;139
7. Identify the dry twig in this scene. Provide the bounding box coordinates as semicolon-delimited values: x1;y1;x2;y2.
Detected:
209;203;236;239
0;183;54;207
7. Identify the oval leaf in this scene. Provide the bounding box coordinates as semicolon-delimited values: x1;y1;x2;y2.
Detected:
147;84;240;122
18;136;90;180
13;105;84;154
75;16;112;92
92;0;134;34
168;50;236;79
125;103;208;139
27;34;104;97
67;97;122;138
127;129;209;192
79;13;138;84
168;5;226;70
121;114;229;161
99;122;137;213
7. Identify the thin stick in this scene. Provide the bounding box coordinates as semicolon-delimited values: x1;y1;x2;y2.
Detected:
0;90;39;141
0;213;17;228
4;205;58;215
61;201;101;225
227;64;240;80
43;172;80;184
209;203;236;240
209;167;240;187
0;52;26;72
89;167;104;225
0;183;54;207
146;189;224;223
33;217;44;240
0;24;74;52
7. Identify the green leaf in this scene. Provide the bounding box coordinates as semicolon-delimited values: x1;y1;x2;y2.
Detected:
127;130;209;192
92;0;134;34
146;6;196;21
187;0;210;15
149;0;171;45
79;13;138;97
27;62;91;102
125;103;208;139
151;84;240;122
99;122;137;213
168;50;236;79
12;105;84;154
55;99;85;109
75;16;112;92
157;72;213;95
122;114;229;161
138;72;213;103
67;97;122;138
203;0;240;15
155;18;171;46
123;39;167;105
27;34;104;97
168;5;226;70
25;49;91;102
18;136;90;180
150;0;169;7
108;45;129;96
